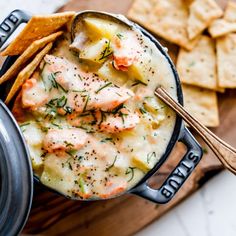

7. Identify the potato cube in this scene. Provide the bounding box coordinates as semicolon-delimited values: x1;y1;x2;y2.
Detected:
97;60;128;86
132;155;152;172
112;155;130;175
127;54;151;84
29;146;43;171
80;38;112;63
21;121;44;146
84;17;118;40
40;154;76;196
143;97;160;115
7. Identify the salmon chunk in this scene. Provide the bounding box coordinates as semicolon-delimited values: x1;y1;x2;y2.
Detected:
44;54;84;91
12;92;26;122
112;32;142;71
22;72;49;109
99;179;127;199
43;128;88;152
68;86;134;113
99;108;140;133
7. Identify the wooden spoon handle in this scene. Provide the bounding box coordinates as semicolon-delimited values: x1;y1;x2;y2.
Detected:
155;87;236;174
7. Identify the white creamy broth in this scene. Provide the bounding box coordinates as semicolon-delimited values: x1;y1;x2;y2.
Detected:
14;16;177;199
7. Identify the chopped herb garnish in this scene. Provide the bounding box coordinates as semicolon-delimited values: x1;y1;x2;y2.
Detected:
66;149;77;158
101;137;113;143
44;109;57;120
46;96;67;109
20;122;30;127
139;107;147;114
95;82;112;94
64;106;73;115
155;105;166;111
57;96;67;107
51;122;62;129
131;80;147;87
40;75;47;91
116;92;122;97
77;156;84;161
20;122;30;132
63;156;74;170
79;112;91;117
79;177;85;193
116;33;124;39
105;155;117;171
147;152;156;164
78;74;82;81
48;72;68;93
41;126;49;133
99;111;106;125
68;162;73;170
71;89;86;93
64;141;74;147
86;130;95;134
125;167;136;182
110;103;125;115
46;96;72;116
83;94;90;112
76;126;89;131
118;111;128;124
111;60;116;69
99;40;113;60
188;61;195;67
46;98;57;108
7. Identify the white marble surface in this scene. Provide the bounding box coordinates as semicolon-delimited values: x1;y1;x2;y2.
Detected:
136;171;236;236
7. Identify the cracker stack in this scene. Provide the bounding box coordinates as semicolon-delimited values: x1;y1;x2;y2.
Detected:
128;0;236;127
0;12;75;104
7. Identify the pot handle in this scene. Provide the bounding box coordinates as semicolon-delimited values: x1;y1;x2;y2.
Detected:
0;10;31;49
131;127;203;204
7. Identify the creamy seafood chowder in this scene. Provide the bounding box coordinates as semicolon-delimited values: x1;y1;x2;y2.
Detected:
13;15;178;199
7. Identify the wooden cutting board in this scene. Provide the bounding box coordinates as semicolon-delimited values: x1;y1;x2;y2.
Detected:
12;0;234;234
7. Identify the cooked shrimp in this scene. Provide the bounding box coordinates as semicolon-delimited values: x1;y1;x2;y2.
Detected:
43;128;88;153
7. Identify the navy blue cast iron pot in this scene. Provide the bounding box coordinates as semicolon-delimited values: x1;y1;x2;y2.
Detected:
0;10;203;236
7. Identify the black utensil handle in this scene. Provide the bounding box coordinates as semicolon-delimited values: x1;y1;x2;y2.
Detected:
132;127;203;204
0;9;31;49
